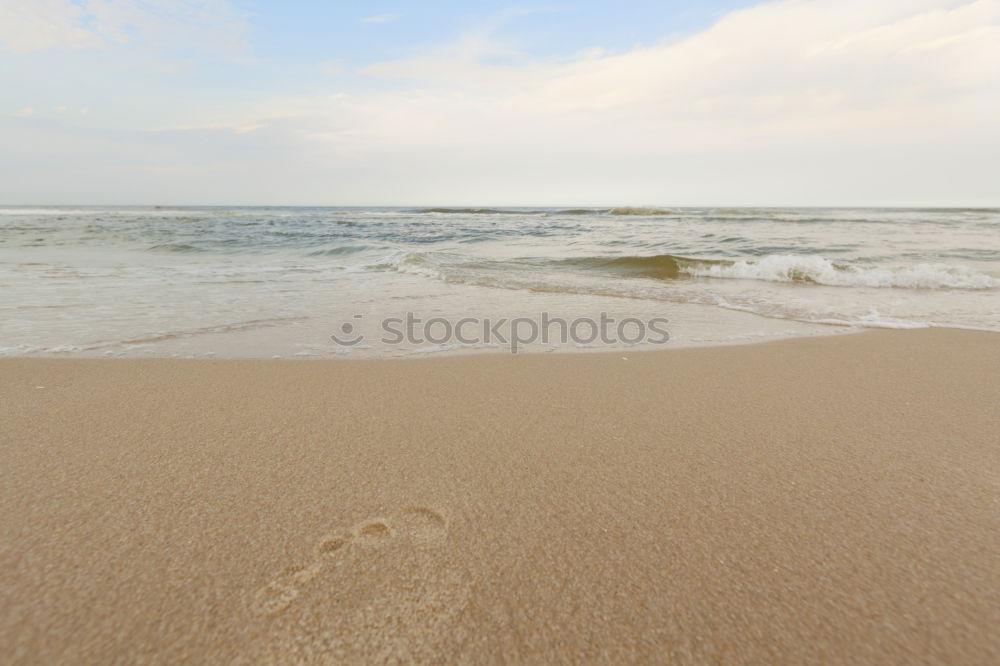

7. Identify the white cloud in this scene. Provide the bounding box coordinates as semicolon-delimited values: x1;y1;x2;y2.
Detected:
0;0;96;51
2;0;998;205
283;0;1000;157
0;0;249;54
360;13;401;24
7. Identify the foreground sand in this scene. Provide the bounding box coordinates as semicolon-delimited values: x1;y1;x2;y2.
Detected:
1;329;998;664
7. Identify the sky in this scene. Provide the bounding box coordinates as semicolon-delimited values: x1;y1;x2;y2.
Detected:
0;0;998;206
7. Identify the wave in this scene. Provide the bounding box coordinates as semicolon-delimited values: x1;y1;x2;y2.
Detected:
556;254;729;280
368;250;451;279
684;254;1000;290
609;206;675;216
372;250;1000;291
147;242;203;253
596;253;1000;290
305;244;376;257
418;207;674;216
418;208;508;214
418;207;612;216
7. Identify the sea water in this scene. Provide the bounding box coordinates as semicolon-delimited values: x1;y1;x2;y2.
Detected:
1;206;997;357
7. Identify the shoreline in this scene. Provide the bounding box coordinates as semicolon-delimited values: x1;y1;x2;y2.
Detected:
7;322;998;361
0;319;872;361
2;328;999;664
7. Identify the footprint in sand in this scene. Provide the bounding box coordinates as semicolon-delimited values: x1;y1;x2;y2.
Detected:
250;507;453;617
395;506;449;544
351;518;394;546
247;506;468;664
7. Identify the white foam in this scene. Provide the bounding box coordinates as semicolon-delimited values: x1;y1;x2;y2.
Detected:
808;317;928;330
688;255;1000;290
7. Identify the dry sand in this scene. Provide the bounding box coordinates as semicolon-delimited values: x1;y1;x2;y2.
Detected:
1;328;999;664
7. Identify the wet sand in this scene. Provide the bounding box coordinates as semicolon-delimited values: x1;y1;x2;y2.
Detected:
1;328;998;664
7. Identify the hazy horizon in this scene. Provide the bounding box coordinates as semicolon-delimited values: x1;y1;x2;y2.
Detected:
3;203;1000;210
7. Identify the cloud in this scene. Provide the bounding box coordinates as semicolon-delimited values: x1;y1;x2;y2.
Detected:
295;0;1000;158
360;13;401;24
0;0;96;52
2;0;998;205
0;0;249;54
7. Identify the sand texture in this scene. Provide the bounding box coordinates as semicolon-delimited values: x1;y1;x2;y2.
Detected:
1;328;999;664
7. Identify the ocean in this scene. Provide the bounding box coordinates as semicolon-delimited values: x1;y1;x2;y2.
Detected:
2;206;998;358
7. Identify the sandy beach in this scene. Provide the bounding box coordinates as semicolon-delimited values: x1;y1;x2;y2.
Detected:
1;328;998;664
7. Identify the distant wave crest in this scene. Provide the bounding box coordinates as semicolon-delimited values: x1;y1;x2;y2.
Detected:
418;208;508;214
306;244;375;257
608;206;675;216
417;206;679;216
147;242;202;253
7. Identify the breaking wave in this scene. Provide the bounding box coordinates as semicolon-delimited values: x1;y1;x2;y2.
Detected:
572;254;1000;289
375;251;1000;291
551;254;999;290
682;254;1000;290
